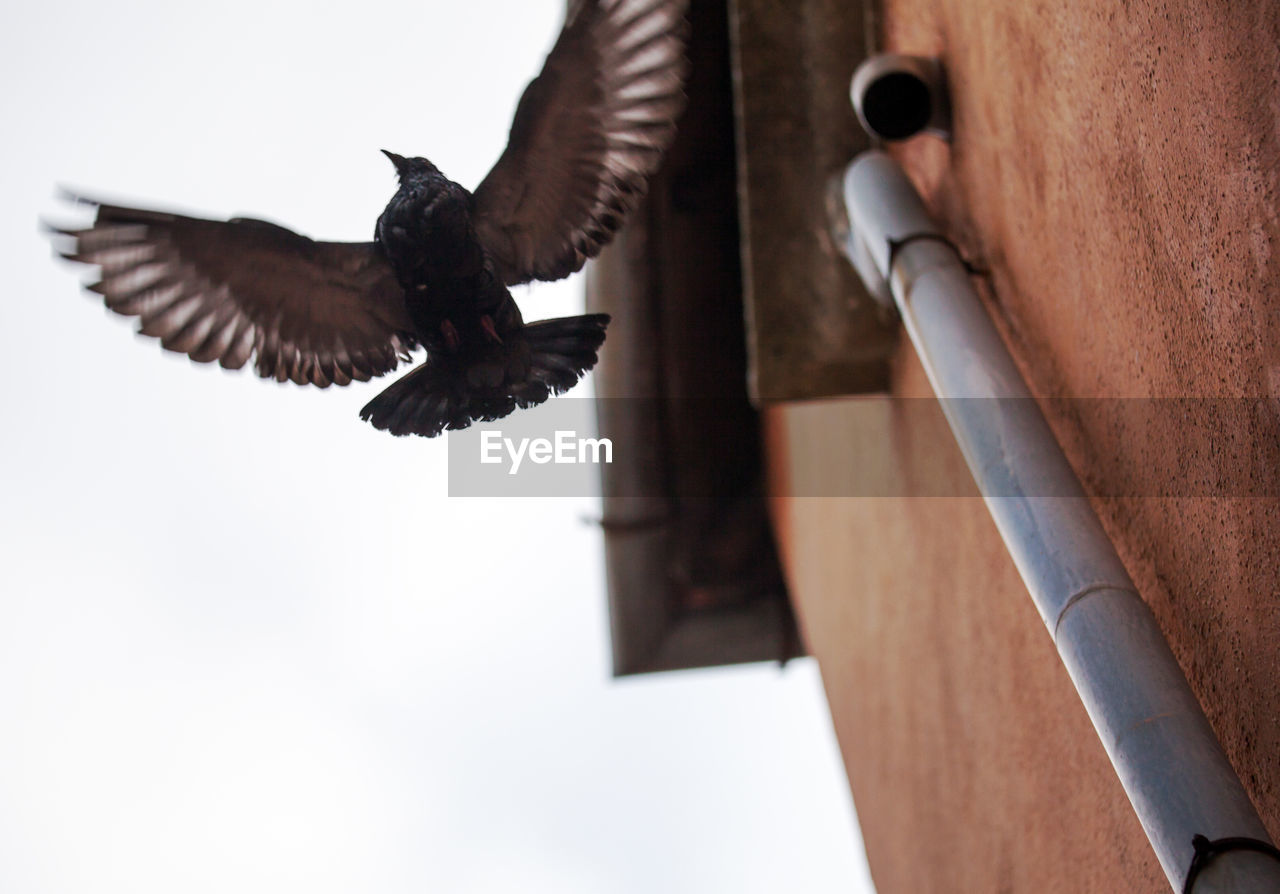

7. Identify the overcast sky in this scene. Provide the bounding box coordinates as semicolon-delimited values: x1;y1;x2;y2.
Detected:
0;2;874;891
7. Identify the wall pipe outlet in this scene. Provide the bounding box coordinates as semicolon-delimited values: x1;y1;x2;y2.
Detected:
850;53;951;141
838;150;1280;893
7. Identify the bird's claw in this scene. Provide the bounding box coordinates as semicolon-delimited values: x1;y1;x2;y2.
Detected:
441;319;460;351
480;314;503;344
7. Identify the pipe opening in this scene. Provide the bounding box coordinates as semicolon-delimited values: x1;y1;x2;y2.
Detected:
860;72;933;140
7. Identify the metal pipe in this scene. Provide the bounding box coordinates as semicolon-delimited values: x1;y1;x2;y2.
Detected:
849;54;951;141
839;150;1280;893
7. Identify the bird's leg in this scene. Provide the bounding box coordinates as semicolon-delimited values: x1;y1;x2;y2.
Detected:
480;314;503;345
441;319;461;351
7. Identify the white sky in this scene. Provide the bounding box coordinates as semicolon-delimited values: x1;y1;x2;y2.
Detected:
0;1;875;891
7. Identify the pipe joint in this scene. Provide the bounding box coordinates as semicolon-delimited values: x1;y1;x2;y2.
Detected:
1183;835;1280;893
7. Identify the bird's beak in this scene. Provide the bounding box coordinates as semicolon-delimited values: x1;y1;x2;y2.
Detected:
381;149;409;176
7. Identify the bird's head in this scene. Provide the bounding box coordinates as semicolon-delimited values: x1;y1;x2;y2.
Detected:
382;149;439;182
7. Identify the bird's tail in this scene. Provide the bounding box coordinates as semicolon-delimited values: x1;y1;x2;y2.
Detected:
359;313;610;437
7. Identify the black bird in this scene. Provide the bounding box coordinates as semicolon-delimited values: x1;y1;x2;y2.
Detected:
47;0;689;437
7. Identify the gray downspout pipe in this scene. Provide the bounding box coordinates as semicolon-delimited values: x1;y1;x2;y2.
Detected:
838;150;1280;893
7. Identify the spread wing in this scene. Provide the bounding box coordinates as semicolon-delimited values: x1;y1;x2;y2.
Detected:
472;0;689;286
48;195;419;388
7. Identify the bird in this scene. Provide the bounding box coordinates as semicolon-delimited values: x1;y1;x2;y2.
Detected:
46;0;689;438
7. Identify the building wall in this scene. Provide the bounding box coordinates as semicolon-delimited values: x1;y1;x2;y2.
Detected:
768;2;1280;891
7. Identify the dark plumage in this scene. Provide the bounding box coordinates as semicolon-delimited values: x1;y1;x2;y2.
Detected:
46;0;689;437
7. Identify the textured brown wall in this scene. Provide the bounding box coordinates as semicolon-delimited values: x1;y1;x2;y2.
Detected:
769;2;1280;891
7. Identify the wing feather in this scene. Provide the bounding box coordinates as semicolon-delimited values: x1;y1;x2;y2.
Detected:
472;0;689;286
49;196;418;387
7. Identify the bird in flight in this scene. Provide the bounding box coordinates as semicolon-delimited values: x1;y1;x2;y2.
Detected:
47;0;689;438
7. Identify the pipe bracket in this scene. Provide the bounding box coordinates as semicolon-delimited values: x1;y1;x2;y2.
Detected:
1182;835;1280;893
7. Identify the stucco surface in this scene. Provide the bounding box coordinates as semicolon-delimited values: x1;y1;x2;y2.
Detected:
770;2;1280;891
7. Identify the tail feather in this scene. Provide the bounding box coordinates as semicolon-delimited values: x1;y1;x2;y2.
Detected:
360;313;609;437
